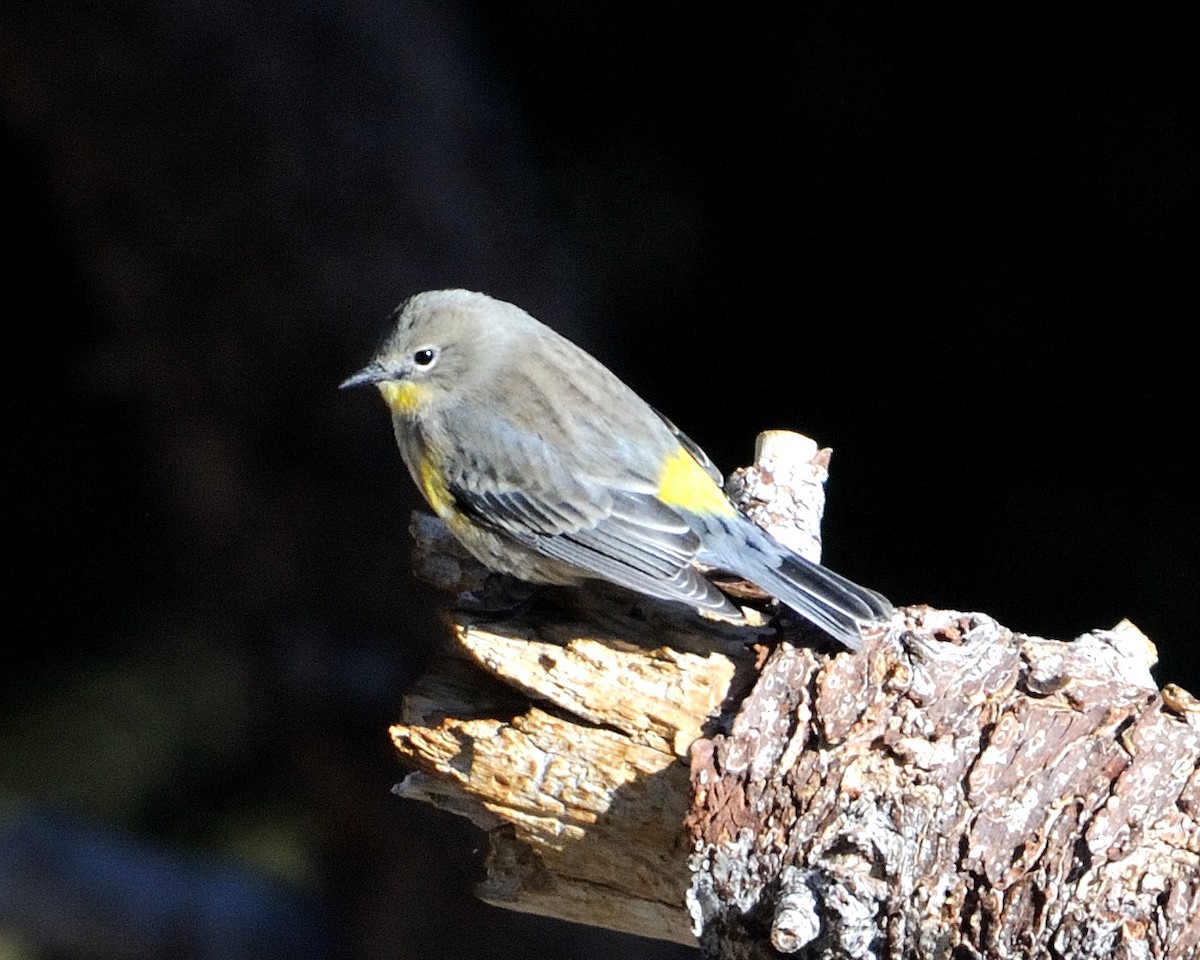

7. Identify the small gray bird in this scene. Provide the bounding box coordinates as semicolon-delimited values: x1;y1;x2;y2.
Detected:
342;290;890;648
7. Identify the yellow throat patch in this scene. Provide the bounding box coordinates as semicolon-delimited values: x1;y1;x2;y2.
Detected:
377;379;425;415
655;447;735;517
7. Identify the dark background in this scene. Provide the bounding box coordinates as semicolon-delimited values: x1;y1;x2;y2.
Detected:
1;4;1195;958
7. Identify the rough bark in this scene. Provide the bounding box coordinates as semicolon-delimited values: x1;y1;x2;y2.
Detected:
389;435;1200;958
686;611;1200;959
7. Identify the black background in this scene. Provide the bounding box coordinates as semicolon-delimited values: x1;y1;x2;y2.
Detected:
2;4;1196;958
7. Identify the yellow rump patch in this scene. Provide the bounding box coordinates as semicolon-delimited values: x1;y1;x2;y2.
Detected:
377;379;426;415
655;447;735;517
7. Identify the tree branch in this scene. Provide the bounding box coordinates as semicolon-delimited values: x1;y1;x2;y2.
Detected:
389;435;1200;958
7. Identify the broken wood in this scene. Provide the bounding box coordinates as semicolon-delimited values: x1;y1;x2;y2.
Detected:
389;433;1200;958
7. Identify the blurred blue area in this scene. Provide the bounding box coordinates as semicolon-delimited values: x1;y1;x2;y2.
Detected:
0;811;330;959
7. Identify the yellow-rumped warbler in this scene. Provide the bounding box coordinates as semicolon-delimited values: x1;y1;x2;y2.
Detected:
342;290;890;648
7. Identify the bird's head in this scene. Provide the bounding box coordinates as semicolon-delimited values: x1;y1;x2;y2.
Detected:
340;289;505;416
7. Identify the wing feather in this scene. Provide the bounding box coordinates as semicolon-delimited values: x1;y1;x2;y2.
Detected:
429;398;738;613
445;466;737;613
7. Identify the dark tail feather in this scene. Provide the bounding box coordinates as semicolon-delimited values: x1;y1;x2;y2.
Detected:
783;553;893;621
757;551;891;649
701;517;892;650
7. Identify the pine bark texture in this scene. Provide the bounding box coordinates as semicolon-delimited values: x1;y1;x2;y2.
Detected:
389;437;1200;959
686;611;1200;959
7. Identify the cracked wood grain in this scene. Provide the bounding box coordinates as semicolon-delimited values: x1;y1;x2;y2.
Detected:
388;433;1200;958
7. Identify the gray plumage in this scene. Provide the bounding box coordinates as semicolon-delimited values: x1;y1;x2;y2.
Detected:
342;289;890;649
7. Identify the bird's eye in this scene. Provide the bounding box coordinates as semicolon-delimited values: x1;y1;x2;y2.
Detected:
413;348;437;367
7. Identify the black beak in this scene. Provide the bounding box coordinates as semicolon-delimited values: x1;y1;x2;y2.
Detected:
339;361;388;390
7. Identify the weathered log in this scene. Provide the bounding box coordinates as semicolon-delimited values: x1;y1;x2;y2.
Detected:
686;610;1200;959
389;434;1200;958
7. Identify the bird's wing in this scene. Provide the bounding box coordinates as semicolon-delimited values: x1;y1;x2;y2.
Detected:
443;453;737;613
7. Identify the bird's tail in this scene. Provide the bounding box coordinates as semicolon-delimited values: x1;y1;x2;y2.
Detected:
698;515;892;650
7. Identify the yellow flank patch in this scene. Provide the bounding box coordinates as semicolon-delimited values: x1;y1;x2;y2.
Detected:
656;447;735;516
377;379;425;415
417;456;456;517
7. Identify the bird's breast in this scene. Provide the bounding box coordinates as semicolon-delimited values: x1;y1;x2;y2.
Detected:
393;423;457;520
